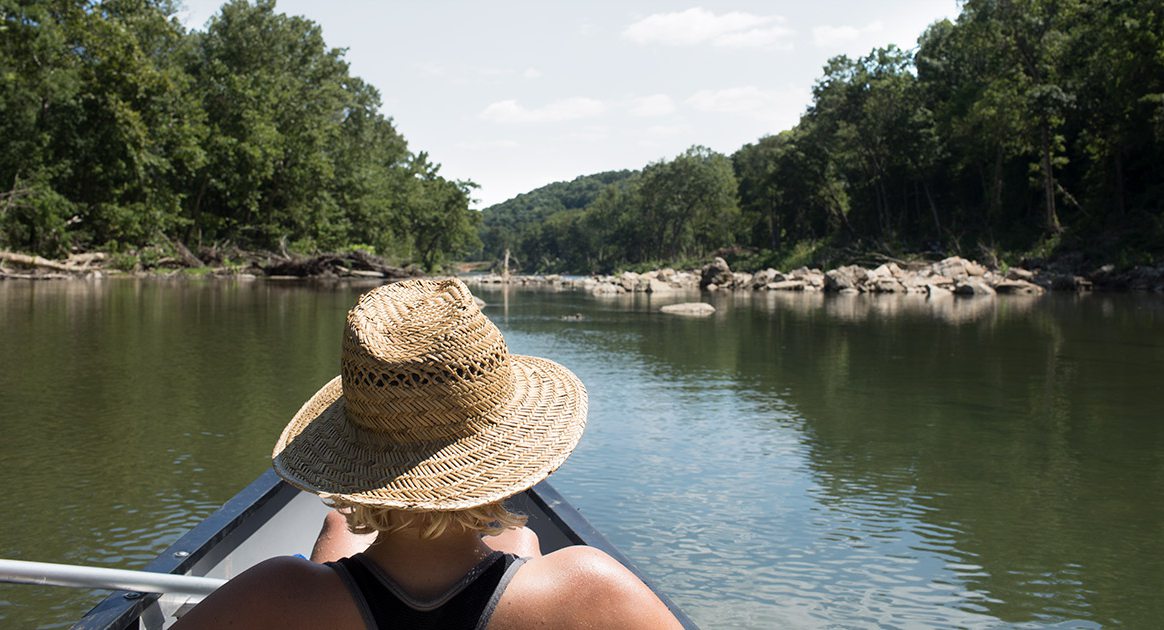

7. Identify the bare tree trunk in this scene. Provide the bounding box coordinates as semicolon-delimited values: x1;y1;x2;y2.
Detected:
923;180;942;244
0;251;75;272
1041;124;1062;234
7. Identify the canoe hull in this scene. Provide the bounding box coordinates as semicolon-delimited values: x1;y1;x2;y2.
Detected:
74;469;696;629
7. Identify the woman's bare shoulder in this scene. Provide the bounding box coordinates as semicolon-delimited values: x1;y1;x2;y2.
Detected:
494;546;683;629
172;556;361;629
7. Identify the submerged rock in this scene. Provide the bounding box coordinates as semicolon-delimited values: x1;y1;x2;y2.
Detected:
659;302;716;317
765;280;805;291
993;280;1045;295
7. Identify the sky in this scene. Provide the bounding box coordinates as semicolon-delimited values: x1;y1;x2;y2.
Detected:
178;1;961;209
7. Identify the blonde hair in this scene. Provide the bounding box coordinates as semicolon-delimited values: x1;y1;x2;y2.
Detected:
328;499;528;540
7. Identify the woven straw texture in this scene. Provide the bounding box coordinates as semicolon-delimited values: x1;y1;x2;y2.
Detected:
272;278;588;511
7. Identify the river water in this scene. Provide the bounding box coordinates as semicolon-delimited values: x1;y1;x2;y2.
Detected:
0;279;1161;628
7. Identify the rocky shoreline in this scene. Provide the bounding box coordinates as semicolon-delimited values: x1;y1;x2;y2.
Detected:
5;249;1162;295
463;256;1164;296
0;249;418;281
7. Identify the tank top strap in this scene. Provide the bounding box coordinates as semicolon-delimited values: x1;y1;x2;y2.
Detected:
326;551;526;630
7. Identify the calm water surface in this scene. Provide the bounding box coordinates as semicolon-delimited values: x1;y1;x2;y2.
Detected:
1;279;1162;628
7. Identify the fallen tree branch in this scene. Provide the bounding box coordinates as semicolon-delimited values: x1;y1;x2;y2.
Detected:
0;251;75;272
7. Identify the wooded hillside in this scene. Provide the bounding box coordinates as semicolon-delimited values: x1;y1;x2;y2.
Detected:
480;0;1164;274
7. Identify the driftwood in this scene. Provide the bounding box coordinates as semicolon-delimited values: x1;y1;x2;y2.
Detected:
261;251;414;279
0;247;419;280
0;251;76;272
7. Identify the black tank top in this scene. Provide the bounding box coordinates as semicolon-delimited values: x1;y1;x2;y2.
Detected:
326;551;526;630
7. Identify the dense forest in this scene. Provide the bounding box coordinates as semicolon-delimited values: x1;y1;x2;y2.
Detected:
0;0;479;270
480;0;1164;274
4;1;1161;276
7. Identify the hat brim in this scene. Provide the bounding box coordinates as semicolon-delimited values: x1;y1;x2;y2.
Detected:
272;355;587;511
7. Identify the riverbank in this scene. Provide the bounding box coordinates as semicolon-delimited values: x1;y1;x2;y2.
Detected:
463;256;1164;295
5;249;1163;295
0;249;418;281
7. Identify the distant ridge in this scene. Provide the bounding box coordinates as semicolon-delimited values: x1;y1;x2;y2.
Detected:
478;170;636;262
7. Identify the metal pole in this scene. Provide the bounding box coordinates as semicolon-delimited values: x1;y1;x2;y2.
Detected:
0;559;226;596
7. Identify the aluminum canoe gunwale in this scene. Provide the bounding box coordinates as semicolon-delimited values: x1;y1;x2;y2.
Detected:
74;469;697;629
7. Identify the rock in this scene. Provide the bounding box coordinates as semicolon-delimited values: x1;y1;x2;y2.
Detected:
705;283;718;292
473;296;487;307
933;256;970;280
1005;267;1034;281
838;287;859;295
873;278;905;293
618;271;640;292
659;302;716;317
766;280;806;291
964;260;987;276
731;272;753;289
870;262;903;279
993;280;1045;295
670;271;699;289
657;268;676;282
646;278;674;293
1040;273;1093;291
898;274;928;292
789;267;826;289
925;283;953;297
1125;265;1164;291
825;267;859;291
700;257;733;289
752;268;783;288
866;264;891;281
591;282;624;295
954;280;996;296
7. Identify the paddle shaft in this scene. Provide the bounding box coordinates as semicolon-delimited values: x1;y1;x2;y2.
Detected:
0;558;226;596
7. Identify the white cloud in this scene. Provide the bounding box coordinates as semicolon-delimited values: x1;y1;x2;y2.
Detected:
561;125;610;143
644;124;687;138
455;139;520;150
630;94;676;117
812;21;884;48
479;98;607;124
523;67;542;79
623;7;792;49
417;62;446;77
688;86;774;114
686;85;810;130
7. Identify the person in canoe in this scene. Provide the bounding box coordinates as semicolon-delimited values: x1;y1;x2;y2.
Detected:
173;278;681;629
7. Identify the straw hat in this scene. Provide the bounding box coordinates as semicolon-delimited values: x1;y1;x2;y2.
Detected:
272;278;587;511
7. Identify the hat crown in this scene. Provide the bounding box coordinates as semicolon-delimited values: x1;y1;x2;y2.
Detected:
340;279;515;442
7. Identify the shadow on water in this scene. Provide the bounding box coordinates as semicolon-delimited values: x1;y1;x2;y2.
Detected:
0;279;368;627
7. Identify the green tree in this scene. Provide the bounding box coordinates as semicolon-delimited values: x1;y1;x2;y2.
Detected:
398;153;478;271
637;146;739;261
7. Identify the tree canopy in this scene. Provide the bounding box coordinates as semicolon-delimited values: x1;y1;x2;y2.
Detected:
0;0;477;269
481;0;1164;273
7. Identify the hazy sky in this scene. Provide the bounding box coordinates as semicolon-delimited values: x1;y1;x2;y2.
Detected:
178;1;960;208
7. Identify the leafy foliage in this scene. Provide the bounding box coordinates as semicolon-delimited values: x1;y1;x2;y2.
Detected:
0;0;476;269
481;0;1164;272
